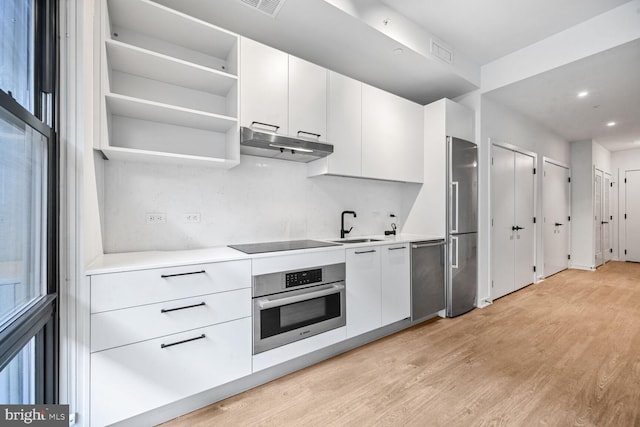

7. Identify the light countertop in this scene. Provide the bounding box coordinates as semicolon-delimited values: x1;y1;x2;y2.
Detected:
85;233;444;275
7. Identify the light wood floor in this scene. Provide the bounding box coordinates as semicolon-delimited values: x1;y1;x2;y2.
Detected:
162;262;640;426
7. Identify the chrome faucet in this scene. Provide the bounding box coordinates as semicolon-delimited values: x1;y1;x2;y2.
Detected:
341;210;357;238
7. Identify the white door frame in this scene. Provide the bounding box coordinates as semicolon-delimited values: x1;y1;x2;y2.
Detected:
595;168;604;267
541;157;571;277
489;139;538;302
604;172;613;262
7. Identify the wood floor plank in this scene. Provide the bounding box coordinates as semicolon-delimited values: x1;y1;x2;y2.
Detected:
161;262;640;427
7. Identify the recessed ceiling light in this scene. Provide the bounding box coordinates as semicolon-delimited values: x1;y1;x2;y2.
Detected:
577;91;589;98
607;121;616;127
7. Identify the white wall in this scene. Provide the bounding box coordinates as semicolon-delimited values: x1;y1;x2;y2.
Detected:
569;140;613;269
480;96;570;301
570;141;595;269
102;156;420;252
611;148;640;260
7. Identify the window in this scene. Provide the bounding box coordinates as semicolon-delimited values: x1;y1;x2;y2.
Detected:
0;0;35;113
0;105;48;326
0;0;58;405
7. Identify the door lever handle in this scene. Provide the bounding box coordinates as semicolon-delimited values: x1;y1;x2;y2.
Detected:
512;226;524;231
601;221;609;224
554;223;563;227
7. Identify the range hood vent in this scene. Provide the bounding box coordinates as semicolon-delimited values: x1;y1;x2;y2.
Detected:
236;0;286;17
240;127;333;163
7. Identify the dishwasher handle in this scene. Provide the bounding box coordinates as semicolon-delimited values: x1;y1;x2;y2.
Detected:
412;241;446;249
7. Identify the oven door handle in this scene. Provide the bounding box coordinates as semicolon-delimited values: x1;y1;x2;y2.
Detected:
257;283;345;310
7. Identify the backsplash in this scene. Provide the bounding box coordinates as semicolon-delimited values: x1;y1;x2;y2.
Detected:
102;156;421;253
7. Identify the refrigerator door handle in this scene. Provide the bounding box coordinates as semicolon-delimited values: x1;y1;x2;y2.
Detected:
451;181;459;233
451;236;458;269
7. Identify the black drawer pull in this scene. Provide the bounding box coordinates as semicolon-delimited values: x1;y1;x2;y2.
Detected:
388;246;406;251
161;270;206;279
160;302;206;313
160;334;206;349
355;250;376;254
297;130;321;139
251;121;279;131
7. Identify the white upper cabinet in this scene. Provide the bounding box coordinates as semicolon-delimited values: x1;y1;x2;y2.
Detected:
288;56;327;141
239;38;288;133
310;79;424;183
99;0;241;168
308;71;362;177
240;38;327;141
362;84;424;183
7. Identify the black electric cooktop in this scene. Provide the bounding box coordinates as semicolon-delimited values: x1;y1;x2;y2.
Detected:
228;239;340;254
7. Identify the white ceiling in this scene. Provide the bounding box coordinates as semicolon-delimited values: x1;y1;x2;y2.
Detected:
379;0;630;65
155;0;639;150
485;38;640;152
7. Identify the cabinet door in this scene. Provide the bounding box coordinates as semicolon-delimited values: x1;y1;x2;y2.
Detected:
91;318;251;426
380;243;411;325
362;84;423;183
240;38;288;132
289;56;327;141
346;247;381;338
325;71;362;176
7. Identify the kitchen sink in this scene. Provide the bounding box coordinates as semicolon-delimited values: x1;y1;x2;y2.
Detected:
330;238;383;244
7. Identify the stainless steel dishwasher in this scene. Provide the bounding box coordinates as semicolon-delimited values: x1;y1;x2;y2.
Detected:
411;239;446;322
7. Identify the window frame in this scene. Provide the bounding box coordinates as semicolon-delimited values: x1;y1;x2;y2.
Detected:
0;0;58;404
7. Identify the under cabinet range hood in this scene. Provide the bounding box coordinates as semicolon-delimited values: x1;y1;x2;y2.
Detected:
240;127;333;163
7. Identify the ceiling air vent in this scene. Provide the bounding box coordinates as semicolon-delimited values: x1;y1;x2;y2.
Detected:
431;39;454;65
237;0;286;17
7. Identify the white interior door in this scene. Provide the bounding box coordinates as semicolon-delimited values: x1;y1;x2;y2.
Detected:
594;169;603;267
491;145;536;300
603;174;612;262
513;152;535;290
543;161;570;277
625;170;640;262
491;146;515;300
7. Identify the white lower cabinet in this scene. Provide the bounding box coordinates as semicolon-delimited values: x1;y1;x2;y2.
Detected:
91;288;251;352
90;318;251;426
346;243;411;338
89;259;252;426
380;243;411;325
346;247;381;338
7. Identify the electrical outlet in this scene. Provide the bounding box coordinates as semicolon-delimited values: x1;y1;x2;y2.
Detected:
145;212;166;224
182;212;201;223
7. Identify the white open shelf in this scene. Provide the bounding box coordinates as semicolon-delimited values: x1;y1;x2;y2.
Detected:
107;0;237;72
105;93;237;132
106;40;237;95
98;0;241;168
100;146;240;169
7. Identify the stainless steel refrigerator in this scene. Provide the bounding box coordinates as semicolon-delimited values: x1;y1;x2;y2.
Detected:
446;136;478;317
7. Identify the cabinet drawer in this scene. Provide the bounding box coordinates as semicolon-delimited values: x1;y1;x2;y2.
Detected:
91;260;250;313
90;317;252;427
91;288;251;352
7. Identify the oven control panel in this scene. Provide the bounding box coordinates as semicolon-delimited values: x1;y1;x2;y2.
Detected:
285;268;322;288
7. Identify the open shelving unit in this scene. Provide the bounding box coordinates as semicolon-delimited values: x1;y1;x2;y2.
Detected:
97;0;241;167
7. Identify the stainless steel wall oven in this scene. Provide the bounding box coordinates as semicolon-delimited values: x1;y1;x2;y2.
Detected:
252;263;345;354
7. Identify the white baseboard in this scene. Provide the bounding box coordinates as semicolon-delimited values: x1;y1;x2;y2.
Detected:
569;264;595;271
